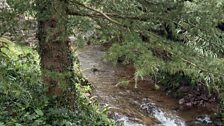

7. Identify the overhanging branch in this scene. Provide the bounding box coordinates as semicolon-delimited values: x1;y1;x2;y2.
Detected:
67;10;150;21
67;1;151;26
70;1;122;25
67;10;150;22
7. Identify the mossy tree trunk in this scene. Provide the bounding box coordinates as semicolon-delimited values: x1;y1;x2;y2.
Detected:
36;0;75;107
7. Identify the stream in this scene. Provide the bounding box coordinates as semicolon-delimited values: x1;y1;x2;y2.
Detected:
77;45;212;126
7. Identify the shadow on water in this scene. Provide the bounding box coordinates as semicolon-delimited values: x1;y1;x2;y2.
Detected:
77;45;212;126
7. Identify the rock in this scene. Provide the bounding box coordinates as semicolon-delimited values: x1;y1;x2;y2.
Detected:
188;94;194;98
213;120;224;126
186;102;193;107
179;98;185;105
190;97;195;102
193;101;198;105
200;94;208;101
196;115;212;124
208;97;216;103
178;86;190;93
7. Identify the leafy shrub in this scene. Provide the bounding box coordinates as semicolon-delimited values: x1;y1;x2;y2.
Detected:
0;39;117;126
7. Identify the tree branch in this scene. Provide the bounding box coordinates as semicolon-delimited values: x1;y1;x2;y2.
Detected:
70;1;123;25
67;1;152;26
67;10;150;21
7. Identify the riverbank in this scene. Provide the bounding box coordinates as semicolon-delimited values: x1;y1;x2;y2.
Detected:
77;45;217;126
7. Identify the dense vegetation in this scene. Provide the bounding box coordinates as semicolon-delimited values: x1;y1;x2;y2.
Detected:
69;0;224;110
0;0;224;125
0;38;116;125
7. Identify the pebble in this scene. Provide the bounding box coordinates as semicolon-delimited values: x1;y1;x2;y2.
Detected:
179;98;185;105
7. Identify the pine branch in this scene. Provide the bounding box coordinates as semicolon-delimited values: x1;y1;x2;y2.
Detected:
71;1;122;25
67;10;150;21
149;32;224;77
180;57;224;76
67;1;152;23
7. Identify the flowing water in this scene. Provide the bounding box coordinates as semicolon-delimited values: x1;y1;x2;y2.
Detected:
77;45;212;126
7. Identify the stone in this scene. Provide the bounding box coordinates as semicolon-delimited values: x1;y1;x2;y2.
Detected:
186;102;193;107
179;98;185;105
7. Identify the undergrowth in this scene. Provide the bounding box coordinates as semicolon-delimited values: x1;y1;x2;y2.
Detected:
0;37;117;126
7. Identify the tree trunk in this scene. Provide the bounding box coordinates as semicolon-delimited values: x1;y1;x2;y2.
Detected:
36;0;75;105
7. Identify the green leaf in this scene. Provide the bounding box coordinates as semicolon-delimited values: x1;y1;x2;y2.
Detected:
35;109;44;116
0;122;5;126
15;123;22;126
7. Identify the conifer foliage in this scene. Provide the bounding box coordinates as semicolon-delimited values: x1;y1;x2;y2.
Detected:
1;0;224;119
66;0;224;108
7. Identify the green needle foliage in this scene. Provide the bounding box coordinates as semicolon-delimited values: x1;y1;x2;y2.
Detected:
70;0;224;109
1;0;224;123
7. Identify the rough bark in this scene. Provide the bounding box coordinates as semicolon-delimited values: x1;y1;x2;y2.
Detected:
36;0;75;103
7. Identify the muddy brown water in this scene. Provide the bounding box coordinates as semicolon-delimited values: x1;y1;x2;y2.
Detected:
77;45;212;126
